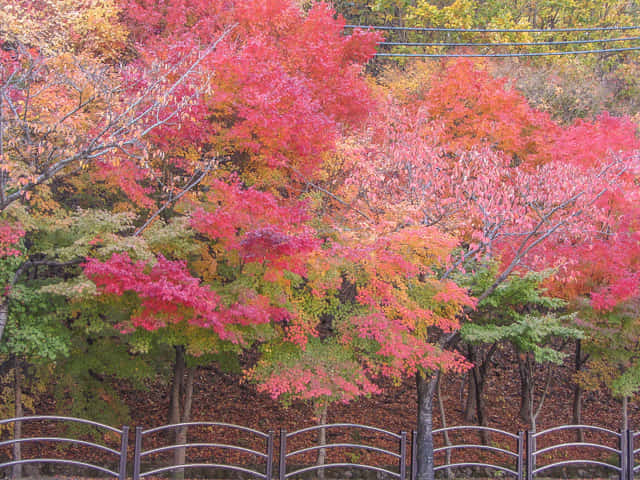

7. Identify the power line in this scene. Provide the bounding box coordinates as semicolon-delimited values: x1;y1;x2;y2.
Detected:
379;36;640;48
375;45;640;57
346;24;640;33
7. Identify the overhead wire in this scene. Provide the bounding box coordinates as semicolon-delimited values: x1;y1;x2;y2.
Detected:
375;46;640;58
345;24;640;33
378;36;640;47
344;24;640;58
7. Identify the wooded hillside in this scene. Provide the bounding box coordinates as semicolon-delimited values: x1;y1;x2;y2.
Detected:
1;1;640;479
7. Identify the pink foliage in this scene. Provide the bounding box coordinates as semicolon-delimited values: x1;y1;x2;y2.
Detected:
255;360;381;403
121;0;380;178
351;313;470;378
84;253;288;339
343;83;640;313
190;178;320;275
0;221;25;258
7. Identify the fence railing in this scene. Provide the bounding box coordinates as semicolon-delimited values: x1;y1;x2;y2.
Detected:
529;425;625;480
280;423;407;480
132;422;274;480
433;426;524;479
0;416;128;480
0;416;639;479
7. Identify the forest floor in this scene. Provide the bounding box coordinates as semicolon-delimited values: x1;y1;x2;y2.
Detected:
118;344;636;434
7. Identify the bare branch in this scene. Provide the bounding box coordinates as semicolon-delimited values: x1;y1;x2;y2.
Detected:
0;26;236;214
10;258;84;288
288;166;373;223
133;161;216;237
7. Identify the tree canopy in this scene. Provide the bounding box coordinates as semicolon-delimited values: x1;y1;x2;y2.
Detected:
1;2;640;480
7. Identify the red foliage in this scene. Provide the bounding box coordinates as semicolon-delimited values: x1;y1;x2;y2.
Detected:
120;0;380;179
84;253;228;335
84;252;297;340
255;360;382;403
343;63;640;309
422;60;558;166
550;212;640;311
190;178;320;277
0;221;25;258
348;312;470;378
330;226;475;380
556;112;640;169
92;159;155;210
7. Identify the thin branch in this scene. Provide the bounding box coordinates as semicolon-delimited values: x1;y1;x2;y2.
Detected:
133;162;215;237
288;166;373;223
0;27;236;215
533;363;553;422
10;258;83;288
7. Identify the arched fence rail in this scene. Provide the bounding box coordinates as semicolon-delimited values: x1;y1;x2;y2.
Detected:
0;416;128;480
279;423;407;480
132;422;274;480
2;417;640;479
633;431;640;477
528;425;627;480
429;426;524;480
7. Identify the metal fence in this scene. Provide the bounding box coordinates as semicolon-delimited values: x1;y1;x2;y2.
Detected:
432;426;523;478
133;422;274;480
280;424;407;480
0;416;128;479
0;416;639;479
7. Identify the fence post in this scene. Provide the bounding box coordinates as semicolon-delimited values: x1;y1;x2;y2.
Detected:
517;431;524;480
266;430;274;480
279;429;287;480
399;431;407;480
622;429;629;480
119;426;129;480
411;430;417;480
133;426;143;480
629;430;635;480
526;430;534;480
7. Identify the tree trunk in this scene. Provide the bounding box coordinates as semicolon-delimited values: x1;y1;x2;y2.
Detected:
530;364;552;437
518;354;532;422
168;345;195;480
12;356;23;480
463;345;477;422
463;343;497;443
174;368;194;477
183;369;194;425
436;376;452;479
463;373;476;422
168;345;186;426
572;340;584;442
472;364;489;444
572;383;583;441
416;372;439;480
0;300;8;346
316;403;329;480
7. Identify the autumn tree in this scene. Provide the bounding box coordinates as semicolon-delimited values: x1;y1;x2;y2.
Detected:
546;179;640;430
0;3;378;477
327;59;640;480
0;2;243;378
248;225;474;476
1;0;376;388
78;1;380;474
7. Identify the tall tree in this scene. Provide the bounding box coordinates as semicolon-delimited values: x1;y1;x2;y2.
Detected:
328;59;640;480
80;0;380;472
